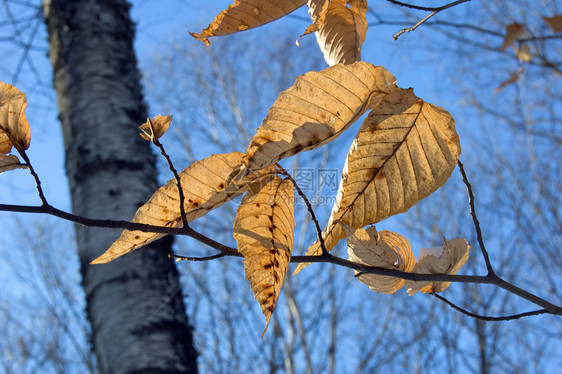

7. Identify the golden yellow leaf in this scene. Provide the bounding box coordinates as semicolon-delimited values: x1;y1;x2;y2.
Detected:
295;87;460;274
542;15;562;33
499;22;525;51
315;0;368;66
239;62;396;178
344;224;414;294
233;176;294;337
91;152;273;264
139;114;172;141
0;82;31;151
0;154;26;174
405;238;469;295
189;0;306;46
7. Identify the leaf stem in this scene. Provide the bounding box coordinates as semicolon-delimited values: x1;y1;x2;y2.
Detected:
151;136;189;228
276;163;329;256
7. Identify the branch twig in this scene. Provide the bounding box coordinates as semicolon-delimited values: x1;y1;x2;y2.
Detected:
431;292;548;321
457;159;495;277
388;0;472;40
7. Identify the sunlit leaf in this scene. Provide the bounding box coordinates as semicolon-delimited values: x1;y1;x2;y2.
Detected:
0;154;26;174
297;0;329;42
189;0;306;46
542;15;562;33
498;22;525;51
295;87;460;274
0;82;31;151
139;114;173;141
315;0;368;66
239;61;396;178
234;176;294;336
344;224;414;294
405;238;469;295
91;152;275;264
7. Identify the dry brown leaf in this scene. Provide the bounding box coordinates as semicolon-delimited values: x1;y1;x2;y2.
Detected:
542;15;562;33
0;132;12;154
91;152;274;264
234;176;294;337
139;115;172;141
494;67;524;94
189;0;306;46
0;82;31;151
0;154;26;174
499;22;525;51
405;238;469;295
297;0;330;42
315;0;368;66
344;224;414;294
240;61;396;178
295;87;460;275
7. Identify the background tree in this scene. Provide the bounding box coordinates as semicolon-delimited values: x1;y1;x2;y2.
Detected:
41;0;197;372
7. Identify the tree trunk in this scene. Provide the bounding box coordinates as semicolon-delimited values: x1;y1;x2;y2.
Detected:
43;1;198;372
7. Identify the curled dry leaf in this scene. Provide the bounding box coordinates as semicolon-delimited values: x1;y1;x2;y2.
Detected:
189;0;306;46
0;154;26;174
295;87;460;275
234;176;294;337
499;22;525;51
315;0;368;66
405;238;470;295
139;114;172;141
91;152;275;264
297;0;329;43
239;61;396;178
542;15;562;33
0;82;31;151
344;224;414;294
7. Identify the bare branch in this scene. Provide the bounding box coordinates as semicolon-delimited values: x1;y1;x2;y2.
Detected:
457;159;495;277
431;293;549;321
387;0;472;40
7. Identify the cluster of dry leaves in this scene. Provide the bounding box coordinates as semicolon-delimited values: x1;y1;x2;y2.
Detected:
495;15;562;93
92;0;470;335
0;0;493;335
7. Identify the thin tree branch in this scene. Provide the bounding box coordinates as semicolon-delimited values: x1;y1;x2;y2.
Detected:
388;0;472;40
431;293;549;321
387;0;470;12
16;147;48;206
277;163;328;256
457;159;495;277
0;201;560;314
169;253;226;262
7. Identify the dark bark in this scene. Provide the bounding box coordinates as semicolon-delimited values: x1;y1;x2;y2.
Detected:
43;0;197;372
